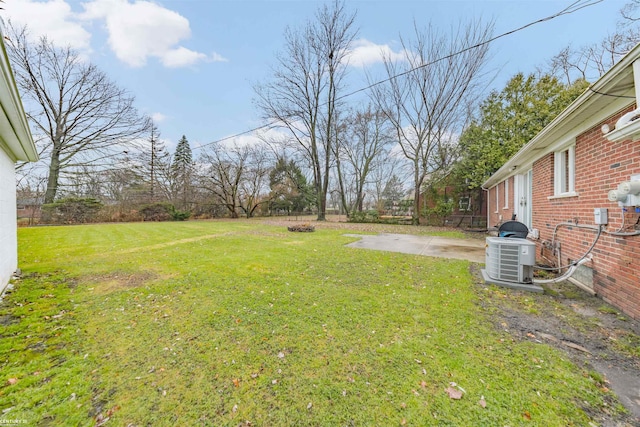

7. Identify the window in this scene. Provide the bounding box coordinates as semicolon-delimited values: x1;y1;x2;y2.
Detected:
458;196;471;211
503;180;509;209
554;145;575;196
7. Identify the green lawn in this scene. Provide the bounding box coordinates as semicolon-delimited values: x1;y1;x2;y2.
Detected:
0;221;620;425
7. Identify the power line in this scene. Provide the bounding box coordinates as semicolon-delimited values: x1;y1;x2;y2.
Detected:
587;87;636;99
189;0;602;153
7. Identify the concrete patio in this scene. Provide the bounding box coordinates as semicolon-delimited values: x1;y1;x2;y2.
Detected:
344;233;485;263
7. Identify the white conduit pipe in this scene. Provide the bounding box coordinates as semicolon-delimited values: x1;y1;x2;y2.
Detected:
533;256;592;284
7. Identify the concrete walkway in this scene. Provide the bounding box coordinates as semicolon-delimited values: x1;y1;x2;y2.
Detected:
344;233;485;263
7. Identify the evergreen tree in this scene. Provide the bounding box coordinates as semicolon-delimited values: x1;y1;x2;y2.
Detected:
171;135;194;210
454;73;589;189
269;158;315;214
381;175;405;211
142;123;170;202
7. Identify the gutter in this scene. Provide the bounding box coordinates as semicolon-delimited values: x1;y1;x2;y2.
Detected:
483;43;640;189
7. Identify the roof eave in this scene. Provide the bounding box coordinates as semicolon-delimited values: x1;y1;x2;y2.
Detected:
482;43;640;189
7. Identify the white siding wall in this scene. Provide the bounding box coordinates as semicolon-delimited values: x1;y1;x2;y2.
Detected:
0;148;17;292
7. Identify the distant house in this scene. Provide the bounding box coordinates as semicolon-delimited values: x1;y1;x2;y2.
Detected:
420;183;487;228
483;44;640;319
16;197;43;224
0;25;38;292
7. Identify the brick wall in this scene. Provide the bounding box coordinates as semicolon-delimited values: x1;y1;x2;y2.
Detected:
487;177;515;228
485;107;640;319
532;107;640;319
0;147;18;291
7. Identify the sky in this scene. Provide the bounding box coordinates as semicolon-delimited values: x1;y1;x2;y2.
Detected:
2;0;630;154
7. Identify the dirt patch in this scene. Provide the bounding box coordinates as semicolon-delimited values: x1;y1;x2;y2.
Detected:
80;271;159;294
0;314;18;326
472;264;640;426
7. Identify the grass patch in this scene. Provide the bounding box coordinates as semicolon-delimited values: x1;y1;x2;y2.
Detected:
1;221;620;425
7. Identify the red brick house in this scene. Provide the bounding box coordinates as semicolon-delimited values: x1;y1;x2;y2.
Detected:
483;44;640;320
419;184;487;228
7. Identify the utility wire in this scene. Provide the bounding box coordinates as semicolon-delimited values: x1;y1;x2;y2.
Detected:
587;87;636;99
189;0;603;153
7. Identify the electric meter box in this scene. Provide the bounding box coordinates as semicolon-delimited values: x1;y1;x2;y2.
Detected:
594;208;608;225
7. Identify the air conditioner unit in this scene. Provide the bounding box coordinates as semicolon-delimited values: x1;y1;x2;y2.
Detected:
484;237;536;284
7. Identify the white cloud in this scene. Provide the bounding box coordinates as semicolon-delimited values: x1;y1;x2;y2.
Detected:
5;0;92;51
5;0;221;68
161;47;207;68
81;0;215;68
347;38;408;68
151;112;167;123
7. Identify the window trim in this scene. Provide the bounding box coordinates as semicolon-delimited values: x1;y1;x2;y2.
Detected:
553;145;575;196
503;179;509;209
494;186;499;213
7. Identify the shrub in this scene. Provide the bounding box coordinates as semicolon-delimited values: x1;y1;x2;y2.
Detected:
139;203;174;221
41;198;103;224
170;209;191;221
422;199;454;226
139;203;191;222
348;210;380;223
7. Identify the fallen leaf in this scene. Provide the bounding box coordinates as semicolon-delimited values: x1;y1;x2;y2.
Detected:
232;404;238;413
277;352;285;359
526;332;536;338
479;396;487;408
523;411;531;420
420;380;427;389
307;402;313;409
232;378;240;388
445;386;463;400
106;405;120;417
7;378;17;385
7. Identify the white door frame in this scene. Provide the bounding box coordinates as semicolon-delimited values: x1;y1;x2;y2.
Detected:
514;170;533;229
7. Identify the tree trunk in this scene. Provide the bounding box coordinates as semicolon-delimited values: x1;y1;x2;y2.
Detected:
44;151;61;204
412;161;421;226
412;184;421;226
334;155;350;218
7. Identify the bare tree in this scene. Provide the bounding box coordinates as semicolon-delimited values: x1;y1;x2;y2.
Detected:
371;21;492;225
255;1;357;220
337;106;394;213
238;146;273;218
6;23;151;204
201;142;273;219
548;2;640;83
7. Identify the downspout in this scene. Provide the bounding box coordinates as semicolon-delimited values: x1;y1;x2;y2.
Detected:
481;186;490;230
